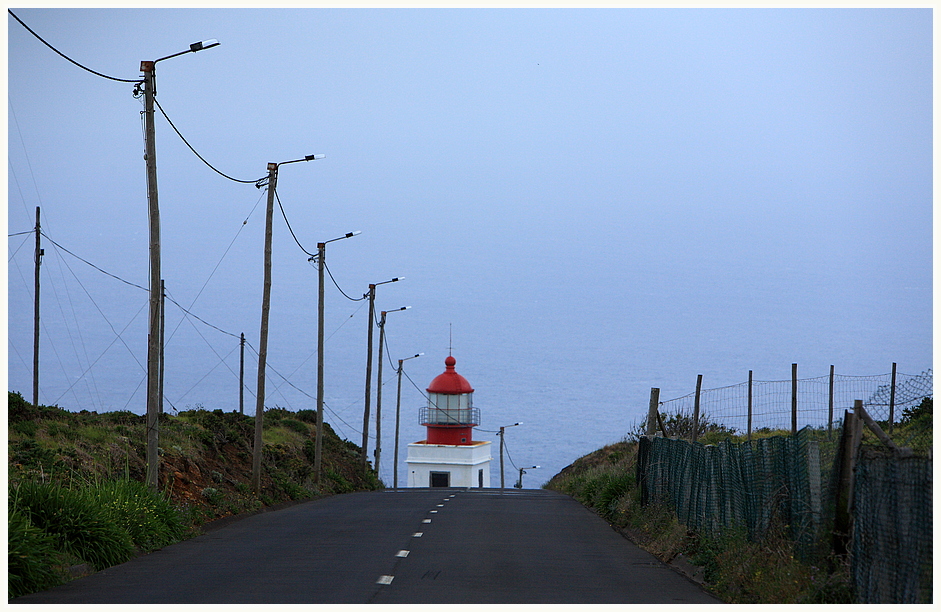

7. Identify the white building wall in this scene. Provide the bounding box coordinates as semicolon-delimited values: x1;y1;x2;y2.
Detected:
406;441;492;488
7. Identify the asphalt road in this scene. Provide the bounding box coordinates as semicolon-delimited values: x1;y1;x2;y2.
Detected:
12;488;721;604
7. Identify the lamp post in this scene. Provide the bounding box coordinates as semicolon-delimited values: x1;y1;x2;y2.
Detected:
394;353;422;490
515;465;540;489
252;154;325;494
361;277;403;471
311;231;360;487
140;38;219;490
375;306;410;476
497;422;522;491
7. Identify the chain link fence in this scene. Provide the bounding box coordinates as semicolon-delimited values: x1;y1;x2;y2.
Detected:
653;368;932;453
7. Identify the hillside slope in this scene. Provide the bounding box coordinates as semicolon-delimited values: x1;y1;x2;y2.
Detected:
8;391;382;525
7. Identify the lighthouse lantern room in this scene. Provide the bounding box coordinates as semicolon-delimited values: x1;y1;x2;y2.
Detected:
406;356;492;488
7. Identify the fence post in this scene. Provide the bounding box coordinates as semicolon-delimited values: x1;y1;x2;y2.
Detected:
645;387;660;437
636;436;651;507
889;362;897;434
832;406;860;556
828;365;835;440
747;369;753;441
691;374;702;443
791;363;798;435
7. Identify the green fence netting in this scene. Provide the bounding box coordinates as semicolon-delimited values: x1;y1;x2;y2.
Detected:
852;449;932;604
639;428;837;560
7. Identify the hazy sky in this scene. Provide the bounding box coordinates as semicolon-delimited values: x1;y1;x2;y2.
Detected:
6;8;933;482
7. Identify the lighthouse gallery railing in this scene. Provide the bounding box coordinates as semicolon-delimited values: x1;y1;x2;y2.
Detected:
419;406;480;427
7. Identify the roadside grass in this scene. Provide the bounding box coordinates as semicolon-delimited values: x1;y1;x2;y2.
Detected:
545;439;855;604
7;390;383;599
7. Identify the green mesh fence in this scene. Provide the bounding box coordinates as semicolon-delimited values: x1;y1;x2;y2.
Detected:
641;427;834;560
852;449;932;604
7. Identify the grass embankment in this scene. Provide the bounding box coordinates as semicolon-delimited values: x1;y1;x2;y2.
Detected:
8;391;382;599
544;438;855;604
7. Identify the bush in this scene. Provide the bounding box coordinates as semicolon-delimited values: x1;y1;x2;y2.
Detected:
280;418;310;435
11;480;135;571
86;479;188;553
7;509;68;599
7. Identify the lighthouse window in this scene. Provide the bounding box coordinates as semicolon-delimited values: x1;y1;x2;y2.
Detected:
430;472;450;488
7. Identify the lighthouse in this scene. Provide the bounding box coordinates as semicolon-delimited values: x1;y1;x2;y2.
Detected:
406;355;492;488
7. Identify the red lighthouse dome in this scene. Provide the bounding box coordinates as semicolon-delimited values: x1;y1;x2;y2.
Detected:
427;355;474;395
421;356;480;445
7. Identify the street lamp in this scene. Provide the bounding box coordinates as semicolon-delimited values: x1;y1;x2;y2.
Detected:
139;38;219;490
497;422;522;490
310;231;360;488
515;466;540;489
375;306;410;476
393;353;423;490
251;154;325;494
361;277;403;471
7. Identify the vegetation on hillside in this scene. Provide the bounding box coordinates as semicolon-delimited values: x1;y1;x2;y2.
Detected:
7;390;382;599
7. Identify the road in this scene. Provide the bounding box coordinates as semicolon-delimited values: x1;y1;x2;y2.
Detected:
12;488;721;604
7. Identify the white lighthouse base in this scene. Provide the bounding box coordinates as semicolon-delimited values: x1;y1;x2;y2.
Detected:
405;440;492;488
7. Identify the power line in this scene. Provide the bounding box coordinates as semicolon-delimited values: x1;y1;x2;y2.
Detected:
322;260;367;302
8;10;141;84
42;232;148;292
274;190;315;257
152;96;265;185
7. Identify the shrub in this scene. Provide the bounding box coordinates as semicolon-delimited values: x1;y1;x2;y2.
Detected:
7;509;68;599
86;479;188;553
280;418;310;435
11;480;135;571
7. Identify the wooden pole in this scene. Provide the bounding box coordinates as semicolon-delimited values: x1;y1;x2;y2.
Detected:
252;162;278;494
791;363;798;435
645;388;660;437
142;59;161;490
159;280;165;414
239;333;245;415
747;369;753;441
656;411;668;437
889;362;897;434
394;360;404;490
32;206;41;408
856;402;910;455
691;374;702;443
499;426;505;490
375;311;387;475
361;284;376;471
832;408;857;556
315;242;326;486
828;365;835;440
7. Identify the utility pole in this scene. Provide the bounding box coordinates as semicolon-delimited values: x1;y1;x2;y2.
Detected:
375;311;388;475
361;284;376;471
239;333;245;415
499;426;505;490
253;162;278;494
139;39;219;490
315;242;326;486
393;353;421;491
142;58;161;490
313;231;358;487
32;206;41;408
159;279;165;414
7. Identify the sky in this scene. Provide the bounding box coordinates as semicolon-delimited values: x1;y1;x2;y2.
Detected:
5;7;933;486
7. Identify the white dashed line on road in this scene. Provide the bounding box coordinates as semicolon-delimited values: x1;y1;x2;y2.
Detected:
396;550;409;558
377;575;394;585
